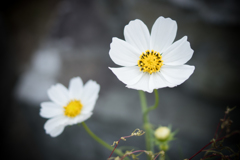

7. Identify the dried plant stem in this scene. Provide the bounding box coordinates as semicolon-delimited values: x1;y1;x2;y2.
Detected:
153;151;164;160
120;150;146;160
188;130;240;160
214;113;227;139
108;135;132;159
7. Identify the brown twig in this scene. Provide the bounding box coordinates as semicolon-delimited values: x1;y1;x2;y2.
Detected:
108;129;145;159
214;113;227;139
188;130;240;160
120;150;146;160
153;151;164;160
108;135;132;159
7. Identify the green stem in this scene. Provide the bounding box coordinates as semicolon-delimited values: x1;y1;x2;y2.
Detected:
139;90;152;160
82;122;128;159
139;89;159;160
159;154;165;160
145;89;159;115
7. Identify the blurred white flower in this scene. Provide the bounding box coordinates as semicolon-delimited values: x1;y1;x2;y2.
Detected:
15;49;61;105
109;16;195;93
40;77;100;137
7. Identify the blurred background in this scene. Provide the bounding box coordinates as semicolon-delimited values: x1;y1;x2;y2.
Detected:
1;0;240;159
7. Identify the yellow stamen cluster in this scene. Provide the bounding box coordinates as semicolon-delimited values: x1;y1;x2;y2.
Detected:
137;50;163;74
64;100;83;118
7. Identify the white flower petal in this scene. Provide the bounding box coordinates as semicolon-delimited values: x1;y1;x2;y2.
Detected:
109;66;143;86
65;112;92;126
81;99;98;114
80;80;100;110
124;19;150;52
44;116;68;135
47;83;70;106
149;72;170;91
76;113;92;123
40;102;63;118
108;16;195;91
126;73;152;93
48;125;65;137
41;76;100;137
162;36;193;65
69;77;83;100
81;97;98;114
161;65;195;87
110;37;140;66
150;16;177;53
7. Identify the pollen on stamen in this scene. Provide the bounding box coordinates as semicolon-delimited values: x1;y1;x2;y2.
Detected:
64;100;83;118
137;50;163;74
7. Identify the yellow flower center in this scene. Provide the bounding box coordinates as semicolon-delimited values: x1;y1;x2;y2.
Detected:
137;50;163;74
64;100;83;118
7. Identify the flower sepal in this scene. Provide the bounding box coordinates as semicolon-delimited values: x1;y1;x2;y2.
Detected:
154;125;178;151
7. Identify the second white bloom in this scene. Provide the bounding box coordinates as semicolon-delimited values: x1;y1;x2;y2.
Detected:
40;77;100;137
109;16;195;93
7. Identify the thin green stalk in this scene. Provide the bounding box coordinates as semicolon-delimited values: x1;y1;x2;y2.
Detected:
159;154;165;160
139;90;153;159
82;122;128;159
145;89;159;115
139;89;159;160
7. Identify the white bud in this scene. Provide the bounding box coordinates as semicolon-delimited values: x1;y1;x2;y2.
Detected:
154;127;170;141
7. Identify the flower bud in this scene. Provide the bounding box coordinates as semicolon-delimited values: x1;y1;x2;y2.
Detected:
154;126;170;141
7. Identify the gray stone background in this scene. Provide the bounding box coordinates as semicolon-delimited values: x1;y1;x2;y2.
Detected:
1;0;240;160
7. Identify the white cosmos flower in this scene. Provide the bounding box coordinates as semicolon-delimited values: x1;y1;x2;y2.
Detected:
109;16;195;93
40;77;100;137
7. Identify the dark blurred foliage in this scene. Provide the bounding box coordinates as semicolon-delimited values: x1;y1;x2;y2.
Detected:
1;0;59;159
